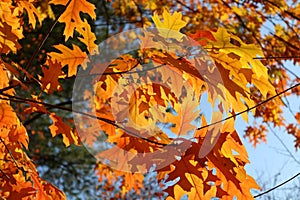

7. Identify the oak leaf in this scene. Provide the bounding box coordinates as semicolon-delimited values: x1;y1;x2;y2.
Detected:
0;1;23;53
208;28;275;98
77;19;98;55
49;113;80;146
23;95;48;115
50;0;96;40
0;103;19;137
166;92;200;136
17;0;42;29
188;30;216;46
31;175;66;200
0;22;22;54
39;59;65;94
48;44;88;77
152;9;187;40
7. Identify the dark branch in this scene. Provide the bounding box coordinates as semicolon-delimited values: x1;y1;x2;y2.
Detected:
197;83;300;131
254;172;300;198
0;93;167;147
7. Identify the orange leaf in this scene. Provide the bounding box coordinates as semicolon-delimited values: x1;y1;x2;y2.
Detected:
0;103;19;136
17;1;41;29
48;44;88;77
49;113;80;147
0;1;23;54
0;22;22;54
39;59;65;94
188;30;216;46
295;112;300;124
8;124;29;149
166;93;200;136
31;175;66;200
50;0;96;40
0;62;12;92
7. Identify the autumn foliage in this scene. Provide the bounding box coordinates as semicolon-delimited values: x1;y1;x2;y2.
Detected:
0;0;300;199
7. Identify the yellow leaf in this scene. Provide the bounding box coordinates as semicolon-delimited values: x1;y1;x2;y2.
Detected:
252;74;276;97
211;28;265;76
169;184;187;200
209;28;275;98
152;9;187;40
37;0;55;21
232;6;246;16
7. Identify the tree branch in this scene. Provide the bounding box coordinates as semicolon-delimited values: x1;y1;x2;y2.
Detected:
0;93;167;147
254;172;300;198
197;83;300;131
23;100;72;126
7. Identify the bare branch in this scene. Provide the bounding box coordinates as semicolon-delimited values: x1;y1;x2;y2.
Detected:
254;172;300;198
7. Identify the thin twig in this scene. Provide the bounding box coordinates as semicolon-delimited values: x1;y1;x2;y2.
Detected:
0;93;167;147
253;56;300;60
254;172;300;198
23;100;72;126
267;123;300;166
197;83;300;131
